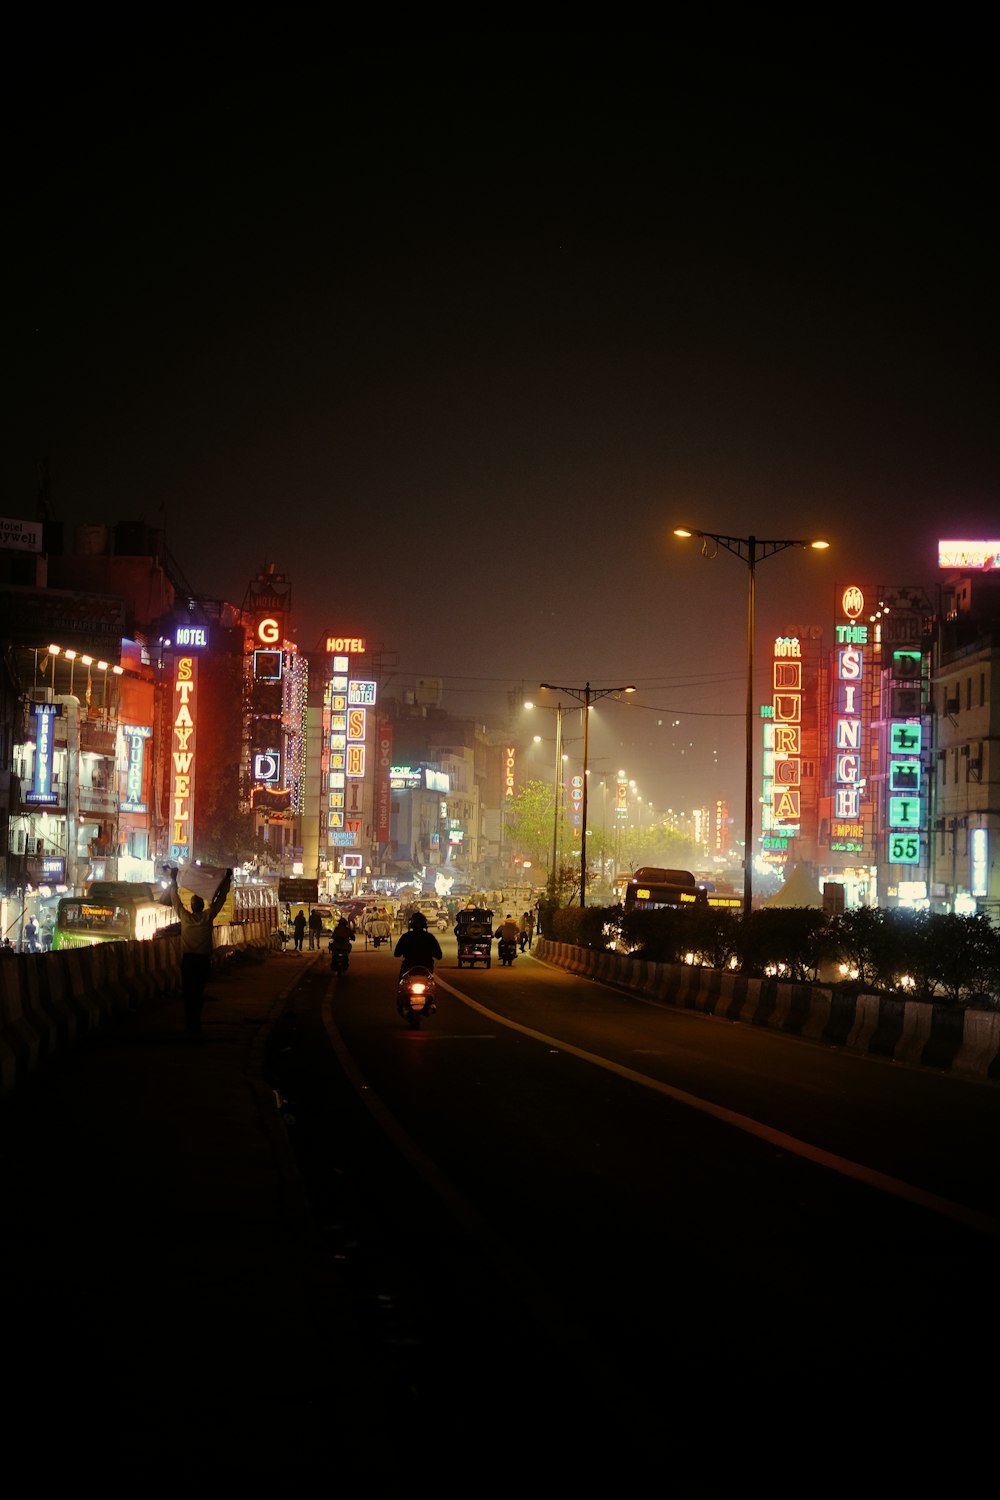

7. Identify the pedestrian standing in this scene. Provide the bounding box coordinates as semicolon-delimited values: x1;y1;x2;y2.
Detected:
307;908;323;950
292;909;307;951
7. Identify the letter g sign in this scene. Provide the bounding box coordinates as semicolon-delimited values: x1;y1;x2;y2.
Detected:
258;617;280;645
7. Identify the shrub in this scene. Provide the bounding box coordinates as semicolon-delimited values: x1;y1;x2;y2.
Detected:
738;907;832;981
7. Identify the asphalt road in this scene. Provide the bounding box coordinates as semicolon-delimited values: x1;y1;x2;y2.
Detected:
267;937;1000;1483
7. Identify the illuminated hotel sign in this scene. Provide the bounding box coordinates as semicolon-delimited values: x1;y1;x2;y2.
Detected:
505;747;516;801
325;636;366;653
174;626;208;648
328;654;348;829
257;617;281;645
938;539;1000;571
832;585;867;854
122;724;152;812
169;656;197;862
26;702;62;804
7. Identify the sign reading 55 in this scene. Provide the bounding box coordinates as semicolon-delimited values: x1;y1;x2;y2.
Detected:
889;833;920;864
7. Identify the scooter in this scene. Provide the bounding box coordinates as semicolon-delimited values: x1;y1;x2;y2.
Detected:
497;937;517;967
329;941;351;975
397;965;437;1028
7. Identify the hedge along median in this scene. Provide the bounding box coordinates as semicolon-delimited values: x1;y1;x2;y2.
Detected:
534;940;1000;1084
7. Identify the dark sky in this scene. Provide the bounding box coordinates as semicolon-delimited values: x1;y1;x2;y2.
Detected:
7;27;998;818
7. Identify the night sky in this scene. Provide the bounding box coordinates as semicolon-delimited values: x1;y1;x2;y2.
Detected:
7;28;998;818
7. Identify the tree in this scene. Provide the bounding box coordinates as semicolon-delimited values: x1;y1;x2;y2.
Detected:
504;778;569;882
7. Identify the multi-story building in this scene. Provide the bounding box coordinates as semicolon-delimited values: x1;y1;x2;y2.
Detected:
929;552;1000;919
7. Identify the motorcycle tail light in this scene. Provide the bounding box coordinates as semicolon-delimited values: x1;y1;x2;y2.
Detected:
411;982;426;995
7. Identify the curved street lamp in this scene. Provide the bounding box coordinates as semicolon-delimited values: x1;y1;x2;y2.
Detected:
539;682;636;906
674;528;830;919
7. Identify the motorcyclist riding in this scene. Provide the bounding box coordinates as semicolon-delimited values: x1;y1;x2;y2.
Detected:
495;914;519;948
393;909;443;979
329;917;354;970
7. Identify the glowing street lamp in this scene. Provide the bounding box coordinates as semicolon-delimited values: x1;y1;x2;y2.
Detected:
674;528;829;919
539;682;636;906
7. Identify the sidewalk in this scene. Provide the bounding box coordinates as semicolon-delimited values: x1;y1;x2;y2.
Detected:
1;946;397;1481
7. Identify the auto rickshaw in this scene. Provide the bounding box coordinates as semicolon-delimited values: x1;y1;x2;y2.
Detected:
454;906;494;968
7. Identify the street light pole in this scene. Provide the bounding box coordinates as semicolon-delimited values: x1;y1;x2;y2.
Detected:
674;528;829;920
540;681;636;907
550;704;563;899
525;699;566;901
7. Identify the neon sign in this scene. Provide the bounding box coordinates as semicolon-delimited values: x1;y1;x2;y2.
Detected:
122;724;152;812
771;636;801;823
169;655;197;861
833;587;867;827
938;539;1000;571
26;702;62;804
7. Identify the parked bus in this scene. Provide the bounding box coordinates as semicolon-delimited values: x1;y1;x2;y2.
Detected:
616;868;742;914
53;884;176;949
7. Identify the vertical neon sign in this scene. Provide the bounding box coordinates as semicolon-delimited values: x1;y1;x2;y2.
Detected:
831;585;867;853
772;637;802;823
505;747;516;801
169;655;197;862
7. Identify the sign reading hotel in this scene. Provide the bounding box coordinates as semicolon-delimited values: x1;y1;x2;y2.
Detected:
169;656;197;862
832;585;867;854
326;635;366;653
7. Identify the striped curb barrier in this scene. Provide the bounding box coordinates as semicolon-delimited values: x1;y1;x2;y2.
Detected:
535;940;1000;1083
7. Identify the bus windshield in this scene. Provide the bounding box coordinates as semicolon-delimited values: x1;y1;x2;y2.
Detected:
56;899;132;939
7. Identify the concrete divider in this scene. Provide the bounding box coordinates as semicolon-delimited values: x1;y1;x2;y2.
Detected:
0;926;253;1098
20;953;62;1062
0;958;43;1093
535;940;1000;1083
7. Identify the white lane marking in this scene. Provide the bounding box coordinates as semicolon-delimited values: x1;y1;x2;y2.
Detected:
433;976;1000;1241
